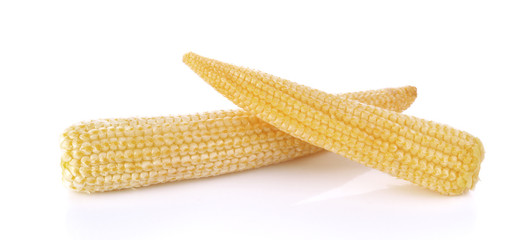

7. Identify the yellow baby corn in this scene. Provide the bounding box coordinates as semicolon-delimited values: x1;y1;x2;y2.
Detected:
61;86;417;193
183;52;484;195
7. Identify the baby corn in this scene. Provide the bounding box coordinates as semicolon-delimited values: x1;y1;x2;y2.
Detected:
61;87;417;192
183;52;484;195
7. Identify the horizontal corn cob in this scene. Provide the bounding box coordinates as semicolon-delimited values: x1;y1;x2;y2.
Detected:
61;86;417;193
183;52;484;195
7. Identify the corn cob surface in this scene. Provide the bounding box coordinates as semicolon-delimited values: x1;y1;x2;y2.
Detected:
61;86;417;193
183;52;484;195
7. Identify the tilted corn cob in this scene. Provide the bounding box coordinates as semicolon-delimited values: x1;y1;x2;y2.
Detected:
183;52;484;195
61;86;417;193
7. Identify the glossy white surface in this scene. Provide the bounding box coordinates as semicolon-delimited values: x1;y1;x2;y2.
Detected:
1;1;523;239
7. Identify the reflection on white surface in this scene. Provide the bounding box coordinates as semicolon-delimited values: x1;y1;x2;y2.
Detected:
66;152;476;240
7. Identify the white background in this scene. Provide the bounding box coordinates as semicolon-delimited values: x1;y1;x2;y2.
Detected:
1;1;523;239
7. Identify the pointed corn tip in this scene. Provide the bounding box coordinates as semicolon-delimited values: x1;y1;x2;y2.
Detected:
183;52;204;68
407;85;417;97
403;85;418;107
182;52;194;65
394;86;417;99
